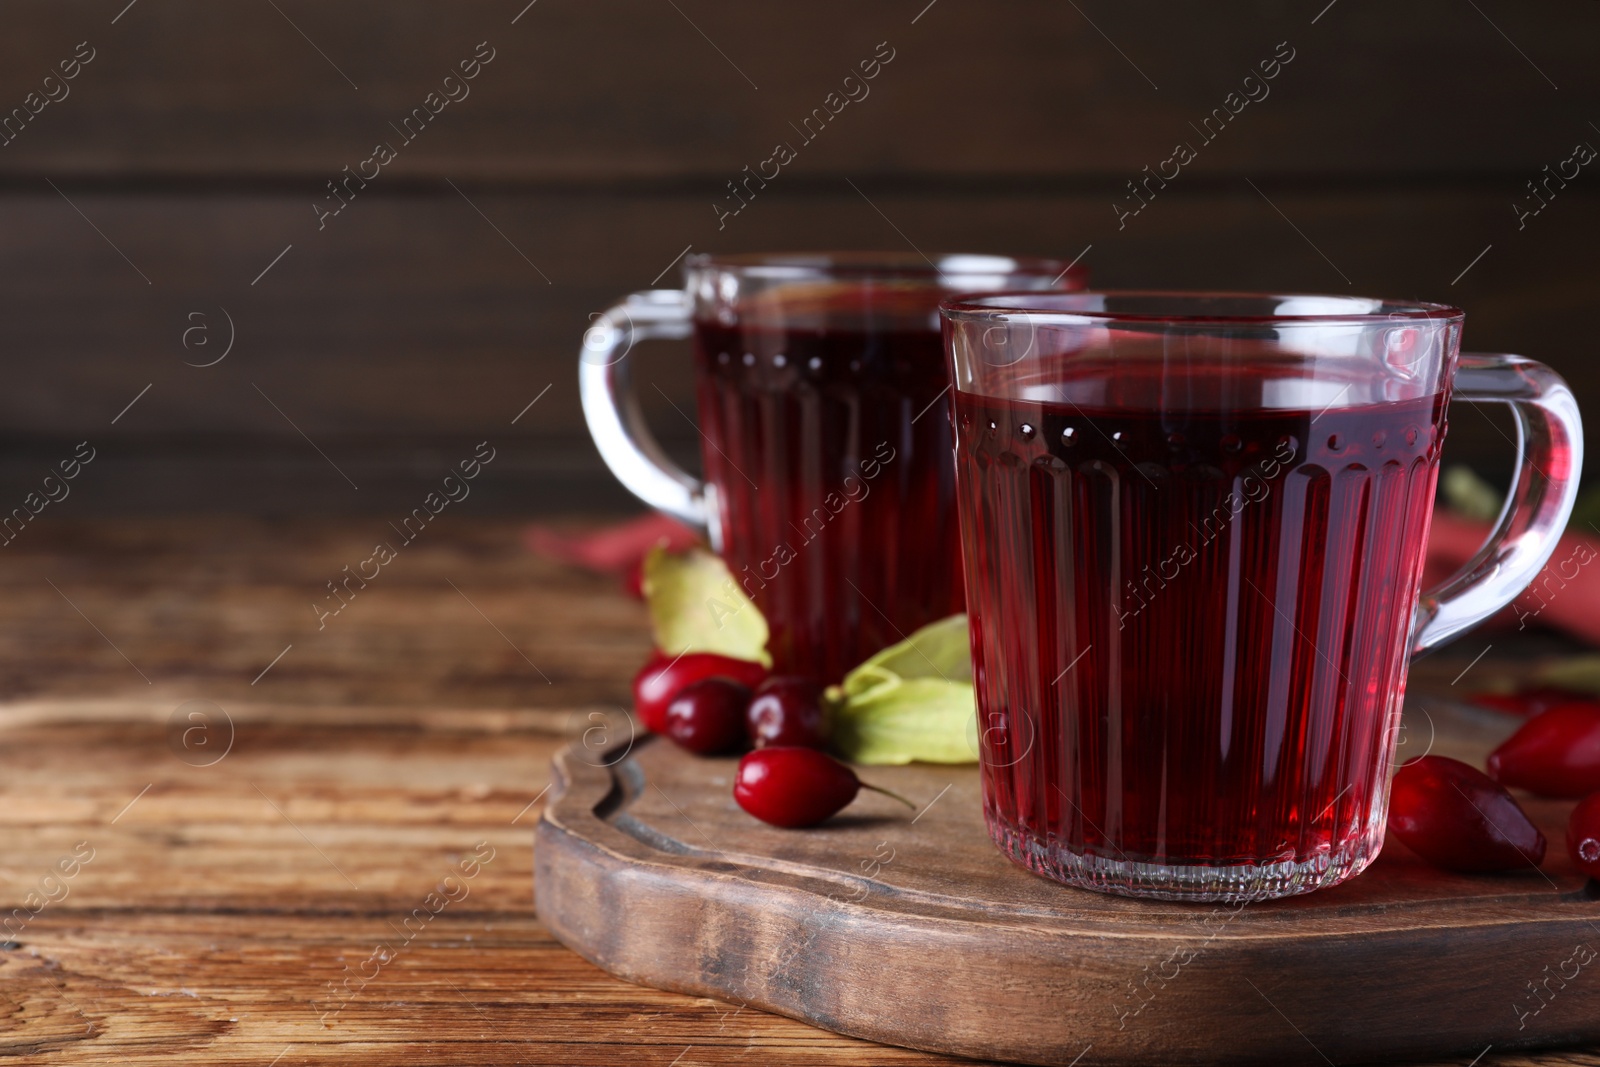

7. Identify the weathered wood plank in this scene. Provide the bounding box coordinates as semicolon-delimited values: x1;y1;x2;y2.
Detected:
0;184;1588;514
5;914;1017;1065
537;714;1600;1066
0;518;650;706
0;2;1592;179
0;518;1594;1065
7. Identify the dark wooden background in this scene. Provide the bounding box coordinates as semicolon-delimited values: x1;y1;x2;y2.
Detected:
0;0;1596;515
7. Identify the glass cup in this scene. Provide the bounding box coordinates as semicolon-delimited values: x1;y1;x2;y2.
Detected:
940;291;1583;902
581;252;1084;681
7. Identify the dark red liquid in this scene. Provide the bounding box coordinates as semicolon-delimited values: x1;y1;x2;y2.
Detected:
954;375;1446;887
694;317;962;681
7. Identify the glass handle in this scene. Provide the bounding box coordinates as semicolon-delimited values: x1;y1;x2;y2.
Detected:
1412;353;1584;653
578;289;716;543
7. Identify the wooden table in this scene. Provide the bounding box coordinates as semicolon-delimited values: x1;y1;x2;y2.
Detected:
0;517;1593;1066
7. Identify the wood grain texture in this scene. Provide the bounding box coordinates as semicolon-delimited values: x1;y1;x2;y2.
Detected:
0;3;1594;512
0;2;1594;180
0;182;1589;514
0;516;1593;1065
8;187;1590;441
0;517;653;707
536;712;1600;1067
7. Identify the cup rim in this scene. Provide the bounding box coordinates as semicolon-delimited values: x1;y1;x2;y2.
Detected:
939;289;1465;324
683;250;1084;284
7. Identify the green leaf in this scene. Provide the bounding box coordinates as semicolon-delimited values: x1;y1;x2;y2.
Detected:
829;614;977;765
1569;484;1600;535
641;545;771;667
1442;464;1600;536
843;613;973;695
1440;465;1502;522
829;676;978;765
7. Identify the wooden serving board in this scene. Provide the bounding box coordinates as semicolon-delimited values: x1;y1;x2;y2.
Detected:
535;702;1600;1067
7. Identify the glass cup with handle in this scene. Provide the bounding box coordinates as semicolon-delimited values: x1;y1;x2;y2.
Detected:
581;252;1085;681
940;290;1582;902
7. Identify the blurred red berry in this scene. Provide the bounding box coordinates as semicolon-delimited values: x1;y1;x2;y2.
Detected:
734;747;913;828
1388;756;1545;873
632;651;767;733
1487;702;1600;798
1567;793;1600;880
746;676;828;749
663;678;752;755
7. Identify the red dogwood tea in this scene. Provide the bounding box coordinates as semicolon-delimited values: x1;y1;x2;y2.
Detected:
942;292;1581;901
956;384;1443;886
694;316;956;680
582;253;1084;681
